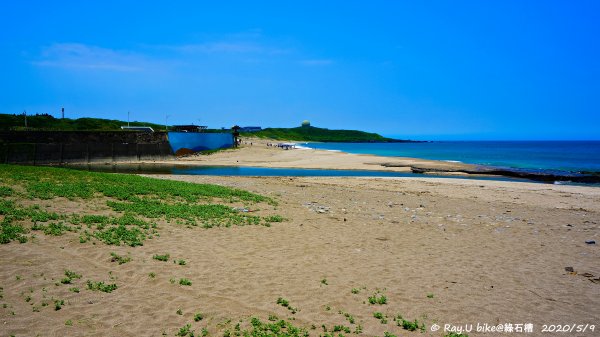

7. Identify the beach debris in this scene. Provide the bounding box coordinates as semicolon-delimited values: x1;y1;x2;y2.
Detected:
585;240;596;245
303;202;330;214
564;267;575;273
576;272;600;284
232;207;252;213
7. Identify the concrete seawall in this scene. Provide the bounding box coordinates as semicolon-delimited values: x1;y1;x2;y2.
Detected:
0;131;174;164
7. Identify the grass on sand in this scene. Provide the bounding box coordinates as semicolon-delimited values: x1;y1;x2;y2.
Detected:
0;164;281;245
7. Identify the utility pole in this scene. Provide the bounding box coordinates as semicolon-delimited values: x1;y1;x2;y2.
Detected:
128;111;130;127
165;115;171;131
61;107;64;119
23;110;27;128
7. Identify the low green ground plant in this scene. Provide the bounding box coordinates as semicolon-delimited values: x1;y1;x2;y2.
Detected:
337;311;355;324
153;254;170;261
177;323;194;337
237;317;309;337
368;293;387;305
277;297;299;314
86;280;118;293
61;270;82;284
0;186;13;197
54;299;64;310
395;314;425;332
373;312;387;324
110;252;132;265
333;325;351;333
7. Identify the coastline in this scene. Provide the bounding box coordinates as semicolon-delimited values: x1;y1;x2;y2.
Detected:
164;138;598;184
174;138;480;174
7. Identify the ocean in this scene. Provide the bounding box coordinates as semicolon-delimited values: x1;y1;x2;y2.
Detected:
301;141;600;174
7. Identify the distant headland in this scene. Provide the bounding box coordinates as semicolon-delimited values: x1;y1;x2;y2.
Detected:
240;126;422;143
240;120;422;143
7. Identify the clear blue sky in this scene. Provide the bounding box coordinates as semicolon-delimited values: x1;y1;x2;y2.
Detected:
1;1;599;140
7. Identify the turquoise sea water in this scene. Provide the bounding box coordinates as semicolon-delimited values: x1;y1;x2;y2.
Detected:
302;141;600;174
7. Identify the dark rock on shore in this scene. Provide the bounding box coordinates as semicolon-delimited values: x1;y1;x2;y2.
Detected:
408;166;600;184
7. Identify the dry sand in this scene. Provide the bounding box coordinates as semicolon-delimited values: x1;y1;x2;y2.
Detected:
173;138;477;173
1;142;599;337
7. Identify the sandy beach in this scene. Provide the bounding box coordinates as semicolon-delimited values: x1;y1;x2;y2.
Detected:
1;142;599;337
175;138;477;173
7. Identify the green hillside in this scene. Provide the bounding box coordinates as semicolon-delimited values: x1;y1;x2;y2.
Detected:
241;126;397;142
0;113;164;131
0;113;411;142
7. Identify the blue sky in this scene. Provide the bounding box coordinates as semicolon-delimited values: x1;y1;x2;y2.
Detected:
1;1;599;140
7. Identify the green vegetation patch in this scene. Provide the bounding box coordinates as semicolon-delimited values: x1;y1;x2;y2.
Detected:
373;312;387;324
60;270;82;284
177;323;194;336
0;186;14;197
110;252;132;265
0;200;31;243
107;199;267;228
54;299;65;311
86;280;118;293
276;297;299;314
153;253;170;261
229;317;309;337
368;293;387;305
0;164;281;244
0;164;271;204
394;314;426;332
